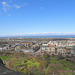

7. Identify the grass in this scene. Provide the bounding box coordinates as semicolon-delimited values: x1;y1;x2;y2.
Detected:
0;56;11;61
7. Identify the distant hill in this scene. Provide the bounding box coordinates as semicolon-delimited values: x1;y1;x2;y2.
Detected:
1;35;75;38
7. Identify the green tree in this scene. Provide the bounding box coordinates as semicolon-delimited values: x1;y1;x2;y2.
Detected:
39;59;47;71
45;63;63;75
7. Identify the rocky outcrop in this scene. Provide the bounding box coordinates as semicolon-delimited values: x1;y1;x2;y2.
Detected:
0;59;26;75
0;59;4;65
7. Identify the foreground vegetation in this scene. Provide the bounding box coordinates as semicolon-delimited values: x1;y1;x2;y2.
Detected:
0;51;75;75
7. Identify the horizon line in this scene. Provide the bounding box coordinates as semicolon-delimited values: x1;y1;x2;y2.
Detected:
1;32;75;37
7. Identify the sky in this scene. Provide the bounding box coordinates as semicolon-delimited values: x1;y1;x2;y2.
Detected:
0;0;75;36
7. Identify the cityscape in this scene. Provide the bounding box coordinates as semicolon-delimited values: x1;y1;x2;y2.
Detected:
0;0;75;75
0;38;75;56
0;38;75;75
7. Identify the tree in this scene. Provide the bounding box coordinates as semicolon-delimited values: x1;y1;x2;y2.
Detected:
45;63;63;75
39;59;47;71
17;57;24;65
7;58;17;68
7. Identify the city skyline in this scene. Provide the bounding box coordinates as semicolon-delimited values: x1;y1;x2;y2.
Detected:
0;0;75;36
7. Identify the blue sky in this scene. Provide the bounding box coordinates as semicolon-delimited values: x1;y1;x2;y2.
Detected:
0;0;75;36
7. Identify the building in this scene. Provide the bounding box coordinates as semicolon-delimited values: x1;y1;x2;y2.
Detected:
71;46;75;56
57;47;66;56
41;44;56;55
41;44;49;52
49;45;56;55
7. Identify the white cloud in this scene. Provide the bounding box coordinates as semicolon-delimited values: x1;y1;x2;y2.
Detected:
1;32;75;36
1;1;11;12
13;4;21;9
1;1;28;13
1;1;10;7
1;2;6;5
65;32;75;35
